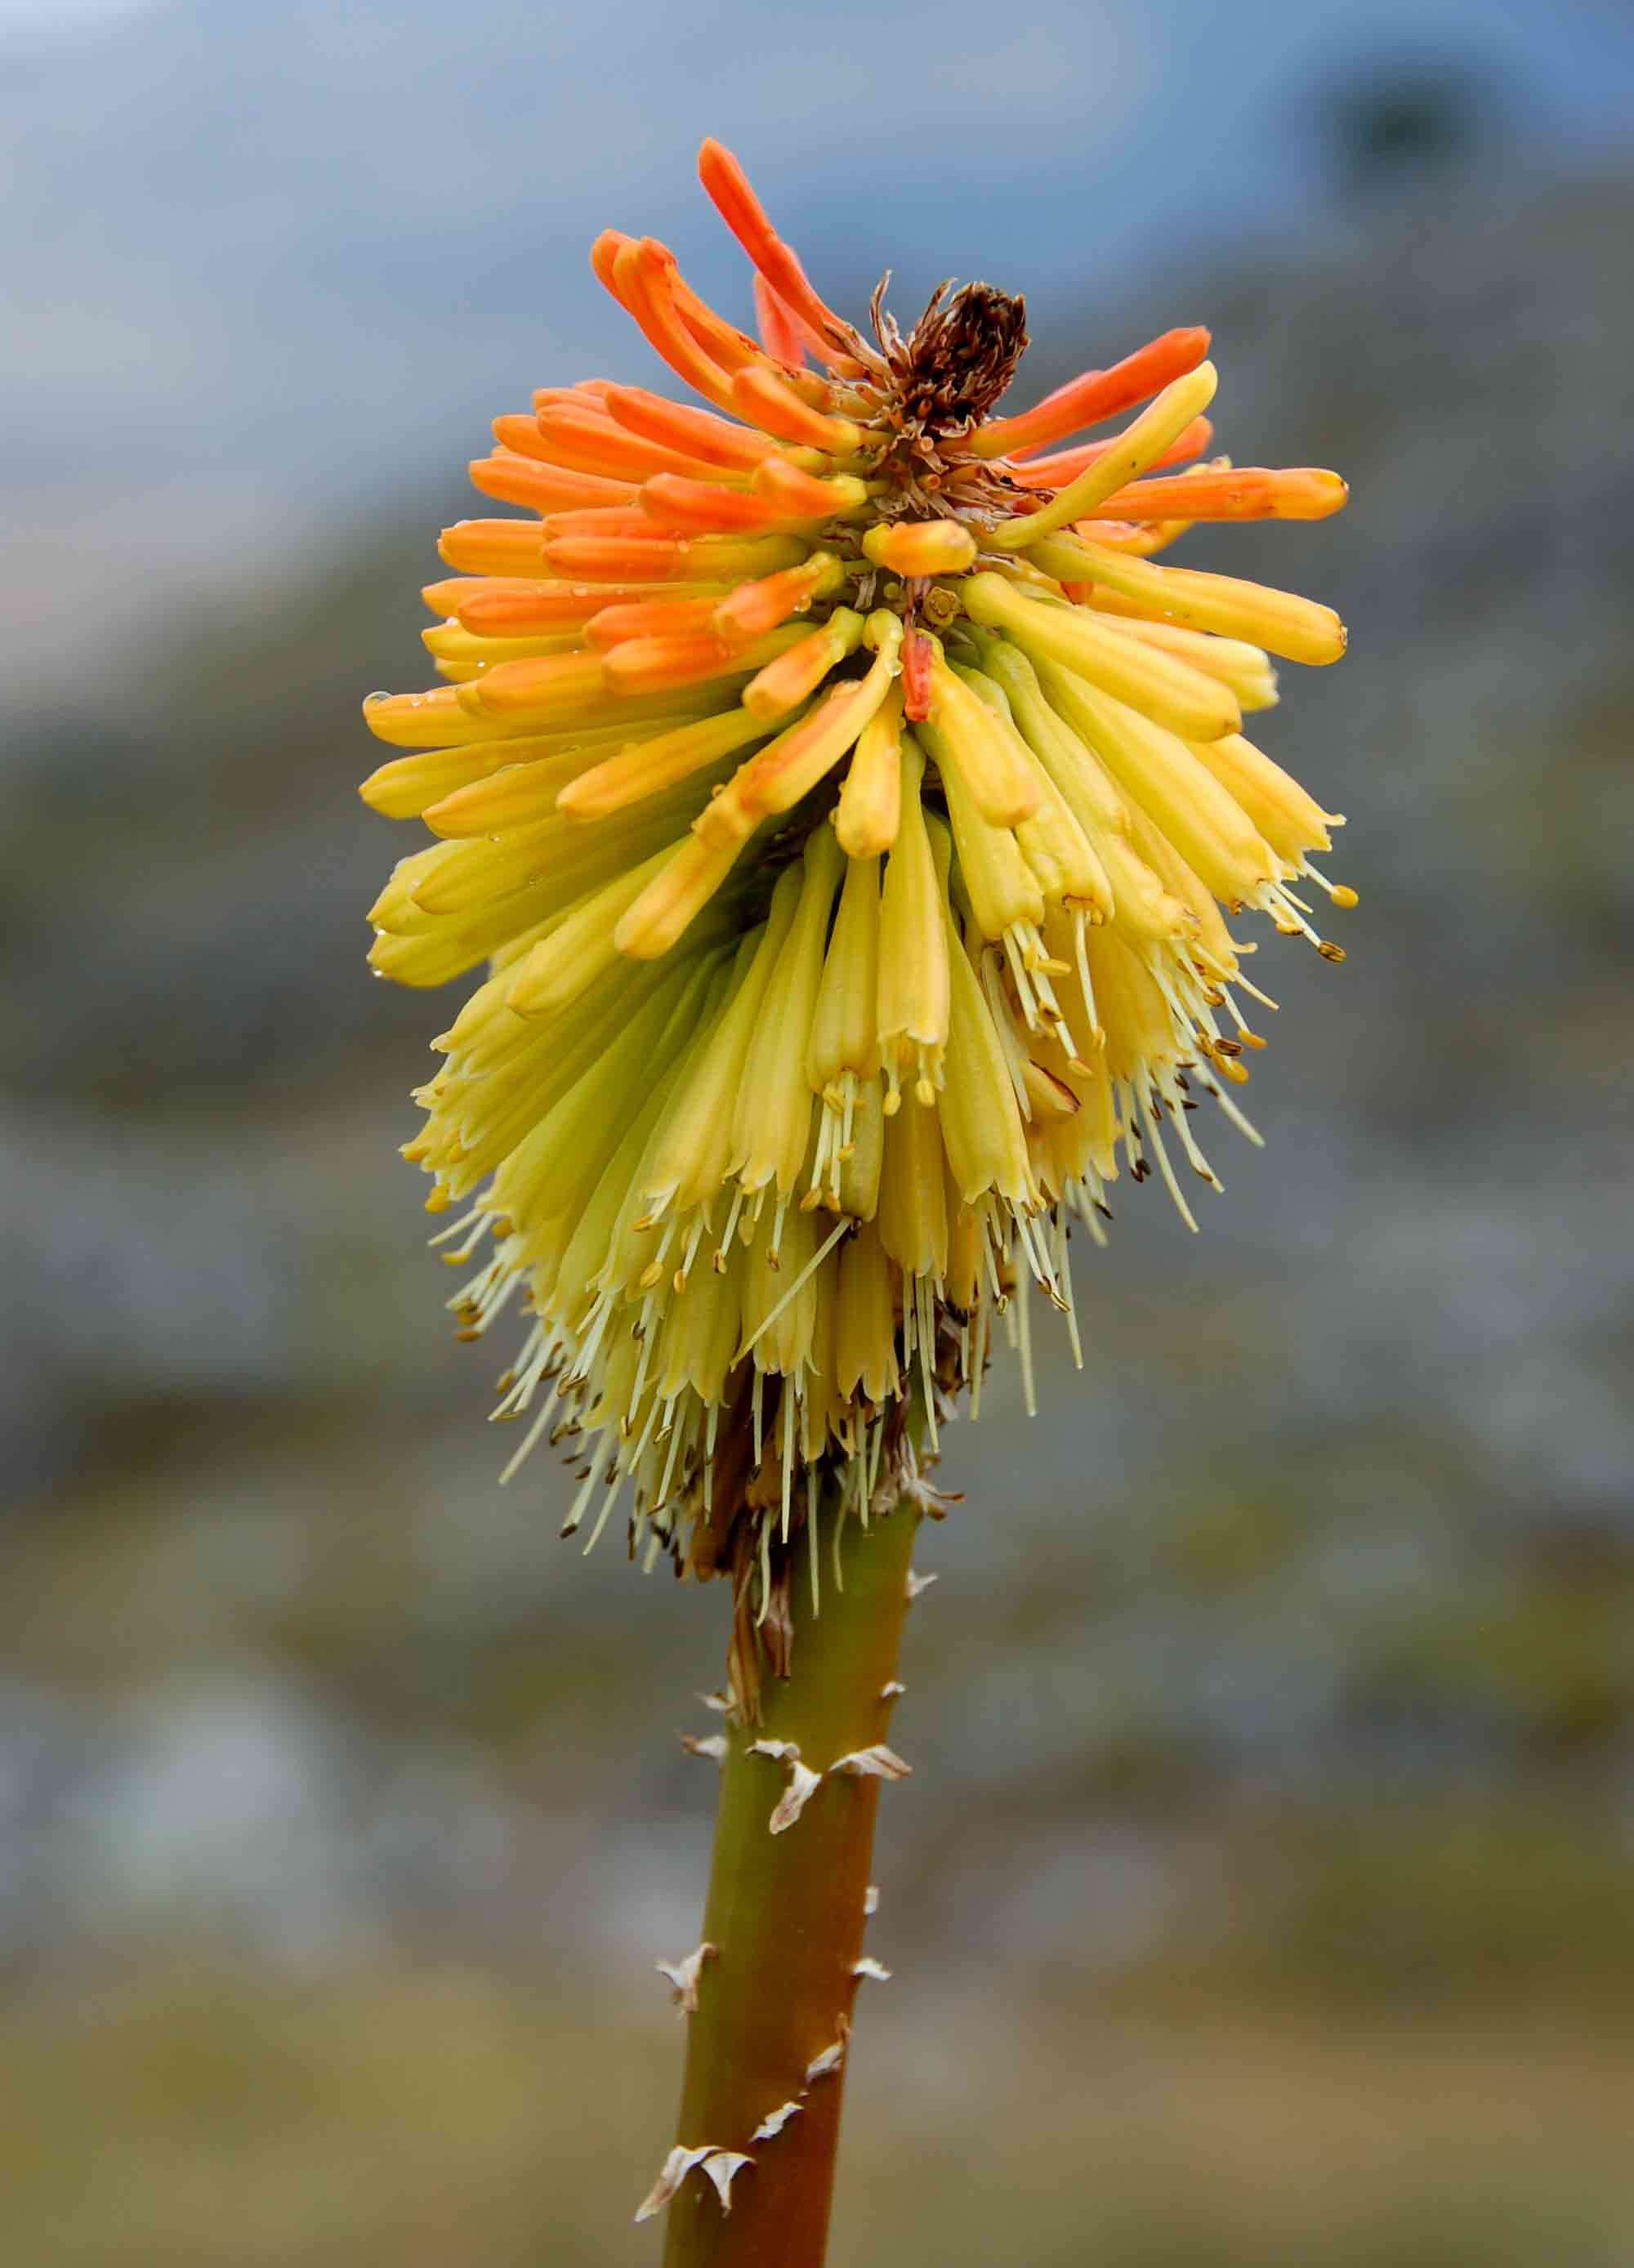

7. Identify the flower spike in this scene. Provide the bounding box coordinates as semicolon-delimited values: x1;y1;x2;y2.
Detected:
362;137;1355;1583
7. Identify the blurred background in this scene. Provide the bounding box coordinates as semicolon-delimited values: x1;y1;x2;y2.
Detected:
5;0;1633;2258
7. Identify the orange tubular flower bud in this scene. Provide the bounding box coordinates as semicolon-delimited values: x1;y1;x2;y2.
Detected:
600;385;776;473
436;520;548;575
589;228;635;301
974;324;1212;459
862;520;979;578
697;136;866;376
741;607;865;721
534;403;742;487
364;684;633;752
529;384;605;413
1064;522;1193;560
542;532;809;583
454;581;726;634
603;624;803;697
611;238;741;417
1081;466;1351;524
639;475;798;538
601;632;742;696
1009;416;1214;489
423;621;581;672
584;596;725;650
729;364;863;453
751;458;870;521
1085;578;1346;669
709;614;900;837
489;417;638;493
710;551;844;641
539;507;657;542
753;272;810;364
423;575;538;618
663;266;765;377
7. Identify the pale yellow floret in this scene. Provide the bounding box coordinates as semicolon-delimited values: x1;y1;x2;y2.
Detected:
422;623;587;672
489;964;712;1289
874;1074;949;1279
454;667;753;737
404;818;602;920
913;719;1044;944
368;840;460;931
875;734;950;1112
614;827;751;958
361;720;671;819
551;1025;707;1322
833;1222;900;1404
1039;673;1279;905
1027;534;1347;667
1185;732;1339;865
922;651;1043;827
962;574;1241;742
556;707;781;820
506;846;690;1020
1093;618;1279;713
729;827;843;1201
741;606;866;721
424;746;643;837
862;520;978;577
702;614;901;843
936;895;1039;1209
363;685;548;749
835;681;904;857
1018;658;1210;945
368;905;556;990
806;849;882;1091
440;959;696;1199
1083;923;1185;1085
739;1201;821;1376
833;1074;886;1221
953;665;1114;919
635;898;797;1224
983;361;1218;552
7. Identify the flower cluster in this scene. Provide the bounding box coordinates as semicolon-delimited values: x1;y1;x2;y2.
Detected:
362;140;1353;1583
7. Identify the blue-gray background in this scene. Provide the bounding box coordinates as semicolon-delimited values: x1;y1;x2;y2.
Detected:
4;2;1632;2259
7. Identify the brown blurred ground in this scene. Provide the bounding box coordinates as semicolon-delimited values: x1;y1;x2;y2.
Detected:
7;1976;1634;2264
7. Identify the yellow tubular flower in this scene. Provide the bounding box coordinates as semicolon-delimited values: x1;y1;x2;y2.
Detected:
363;138;1356;1583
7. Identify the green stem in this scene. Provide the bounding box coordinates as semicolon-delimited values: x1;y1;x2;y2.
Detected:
660;1498;921;2267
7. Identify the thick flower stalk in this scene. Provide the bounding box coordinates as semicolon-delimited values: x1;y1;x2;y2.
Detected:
360;138;1353;2256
